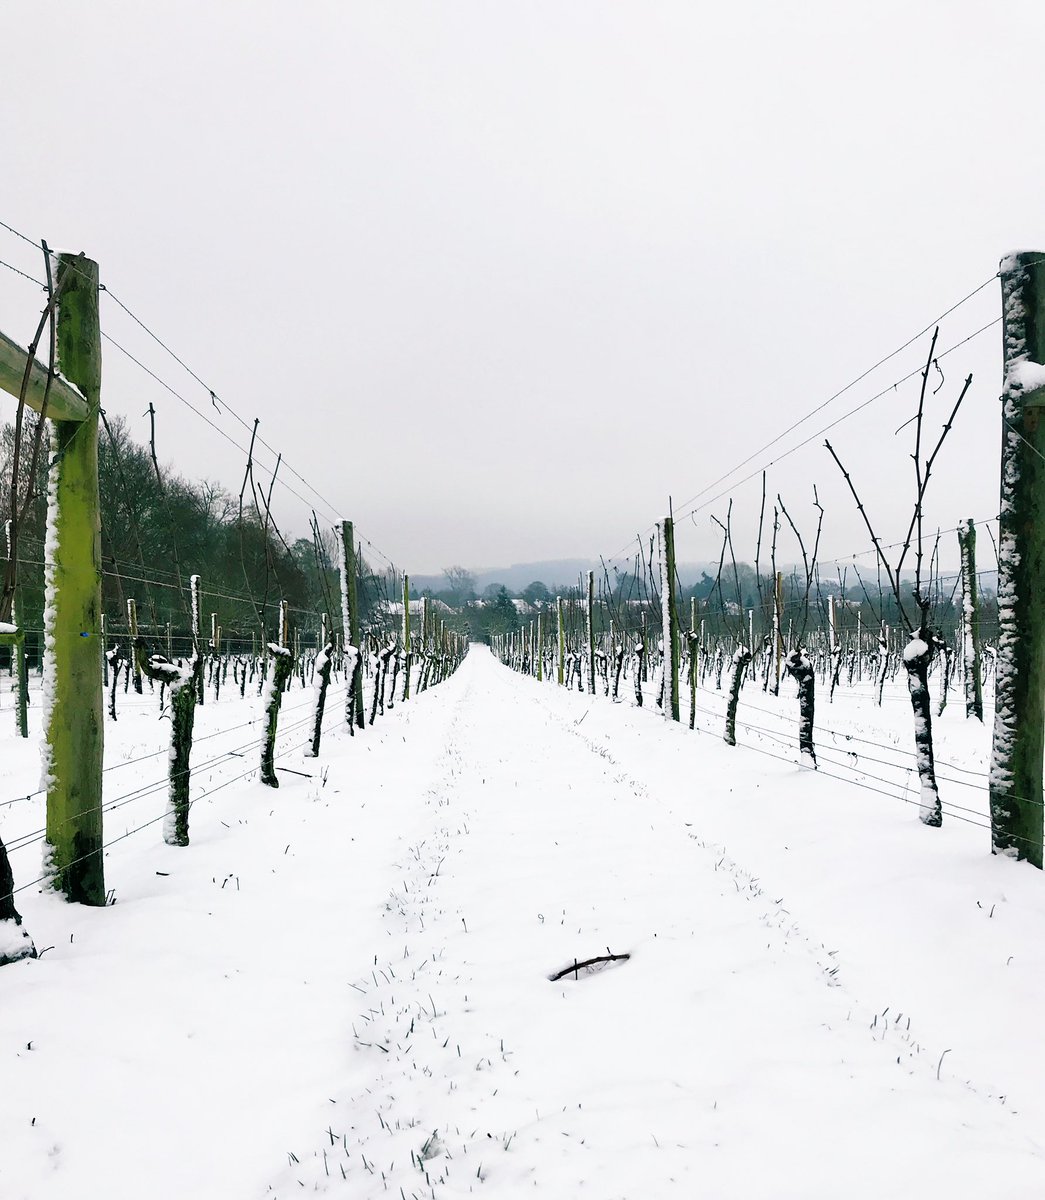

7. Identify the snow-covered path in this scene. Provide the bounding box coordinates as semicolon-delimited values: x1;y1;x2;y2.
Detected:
4;647;1045;1198
274;648;1044;1198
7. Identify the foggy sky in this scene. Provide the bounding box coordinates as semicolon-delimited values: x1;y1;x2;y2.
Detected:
2;1;1043;578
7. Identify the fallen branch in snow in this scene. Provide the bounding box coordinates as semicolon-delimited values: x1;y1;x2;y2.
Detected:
548;952;631;982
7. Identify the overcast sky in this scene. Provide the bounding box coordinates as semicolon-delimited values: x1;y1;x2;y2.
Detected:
2;2;1043;578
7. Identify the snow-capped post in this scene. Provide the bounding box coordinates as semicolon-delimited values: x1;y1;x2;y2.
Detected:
585;570;596;694
401;573;411;700
42;252;106;906
688;595;700;729
556;596;565;685
339;521;364;729
191;573;204;705
536;612;544;681
657;517;680;721
827;593;838;702
418;595;430;692
260;600;294;788
134;627;202;846
213;619;223;701
855;610;863;682
990;253;1045;867
875;622;889;706
127;597;142;694
773;571;784;695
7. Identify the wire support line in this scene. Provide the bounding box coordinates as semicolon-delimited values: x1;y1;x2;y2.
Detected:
815;516;1001;572
99;288;346;530
604;314;1002;566
15;536;393;619
13;541;334;619
713;707;999;807
671;275;997;521
677;317;1002;528
98;330;328;521
0;217;41;250
701;689;996;784
0;256;44;288
649;691;1043;850
97;686;342;775
721;714;1000;826
4;694;348;855
2;707;349;903
1;677;361;803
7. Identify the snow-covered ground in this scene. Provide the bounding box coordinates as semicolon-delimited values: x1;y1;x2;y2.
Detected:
2;647;1044;1198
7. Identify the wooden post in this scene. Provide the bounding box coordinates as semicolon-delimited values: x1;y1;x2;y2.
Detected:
260;600;294;787
402;573;411;700
419;595;430;691
855;609;862;682
190;574;204;704
191;575;204;704
990;253;1045;867
827;593;837;694
585;571;596;694
658;517;680;721
556;596;565;685
773;570;784;694
957;519;983;722
689;595;699;728
127;598;142;693
43;253;105;906
339;521;364;728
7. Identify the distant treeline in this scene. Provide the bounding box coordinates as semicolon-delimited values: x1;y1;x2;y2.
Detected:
1;414;390;663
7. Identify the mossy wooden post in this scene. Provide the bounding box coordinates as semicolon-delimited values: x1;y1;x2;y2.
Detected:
957;519;983;722
402;573;411;700
990;253;1045;867
658;517;680;721
339;521;365;728
0;626;27;738
43;253;105;905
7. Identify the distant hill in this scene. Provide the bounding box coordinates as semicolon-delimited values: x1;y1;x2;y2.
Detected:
409;559;719;596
